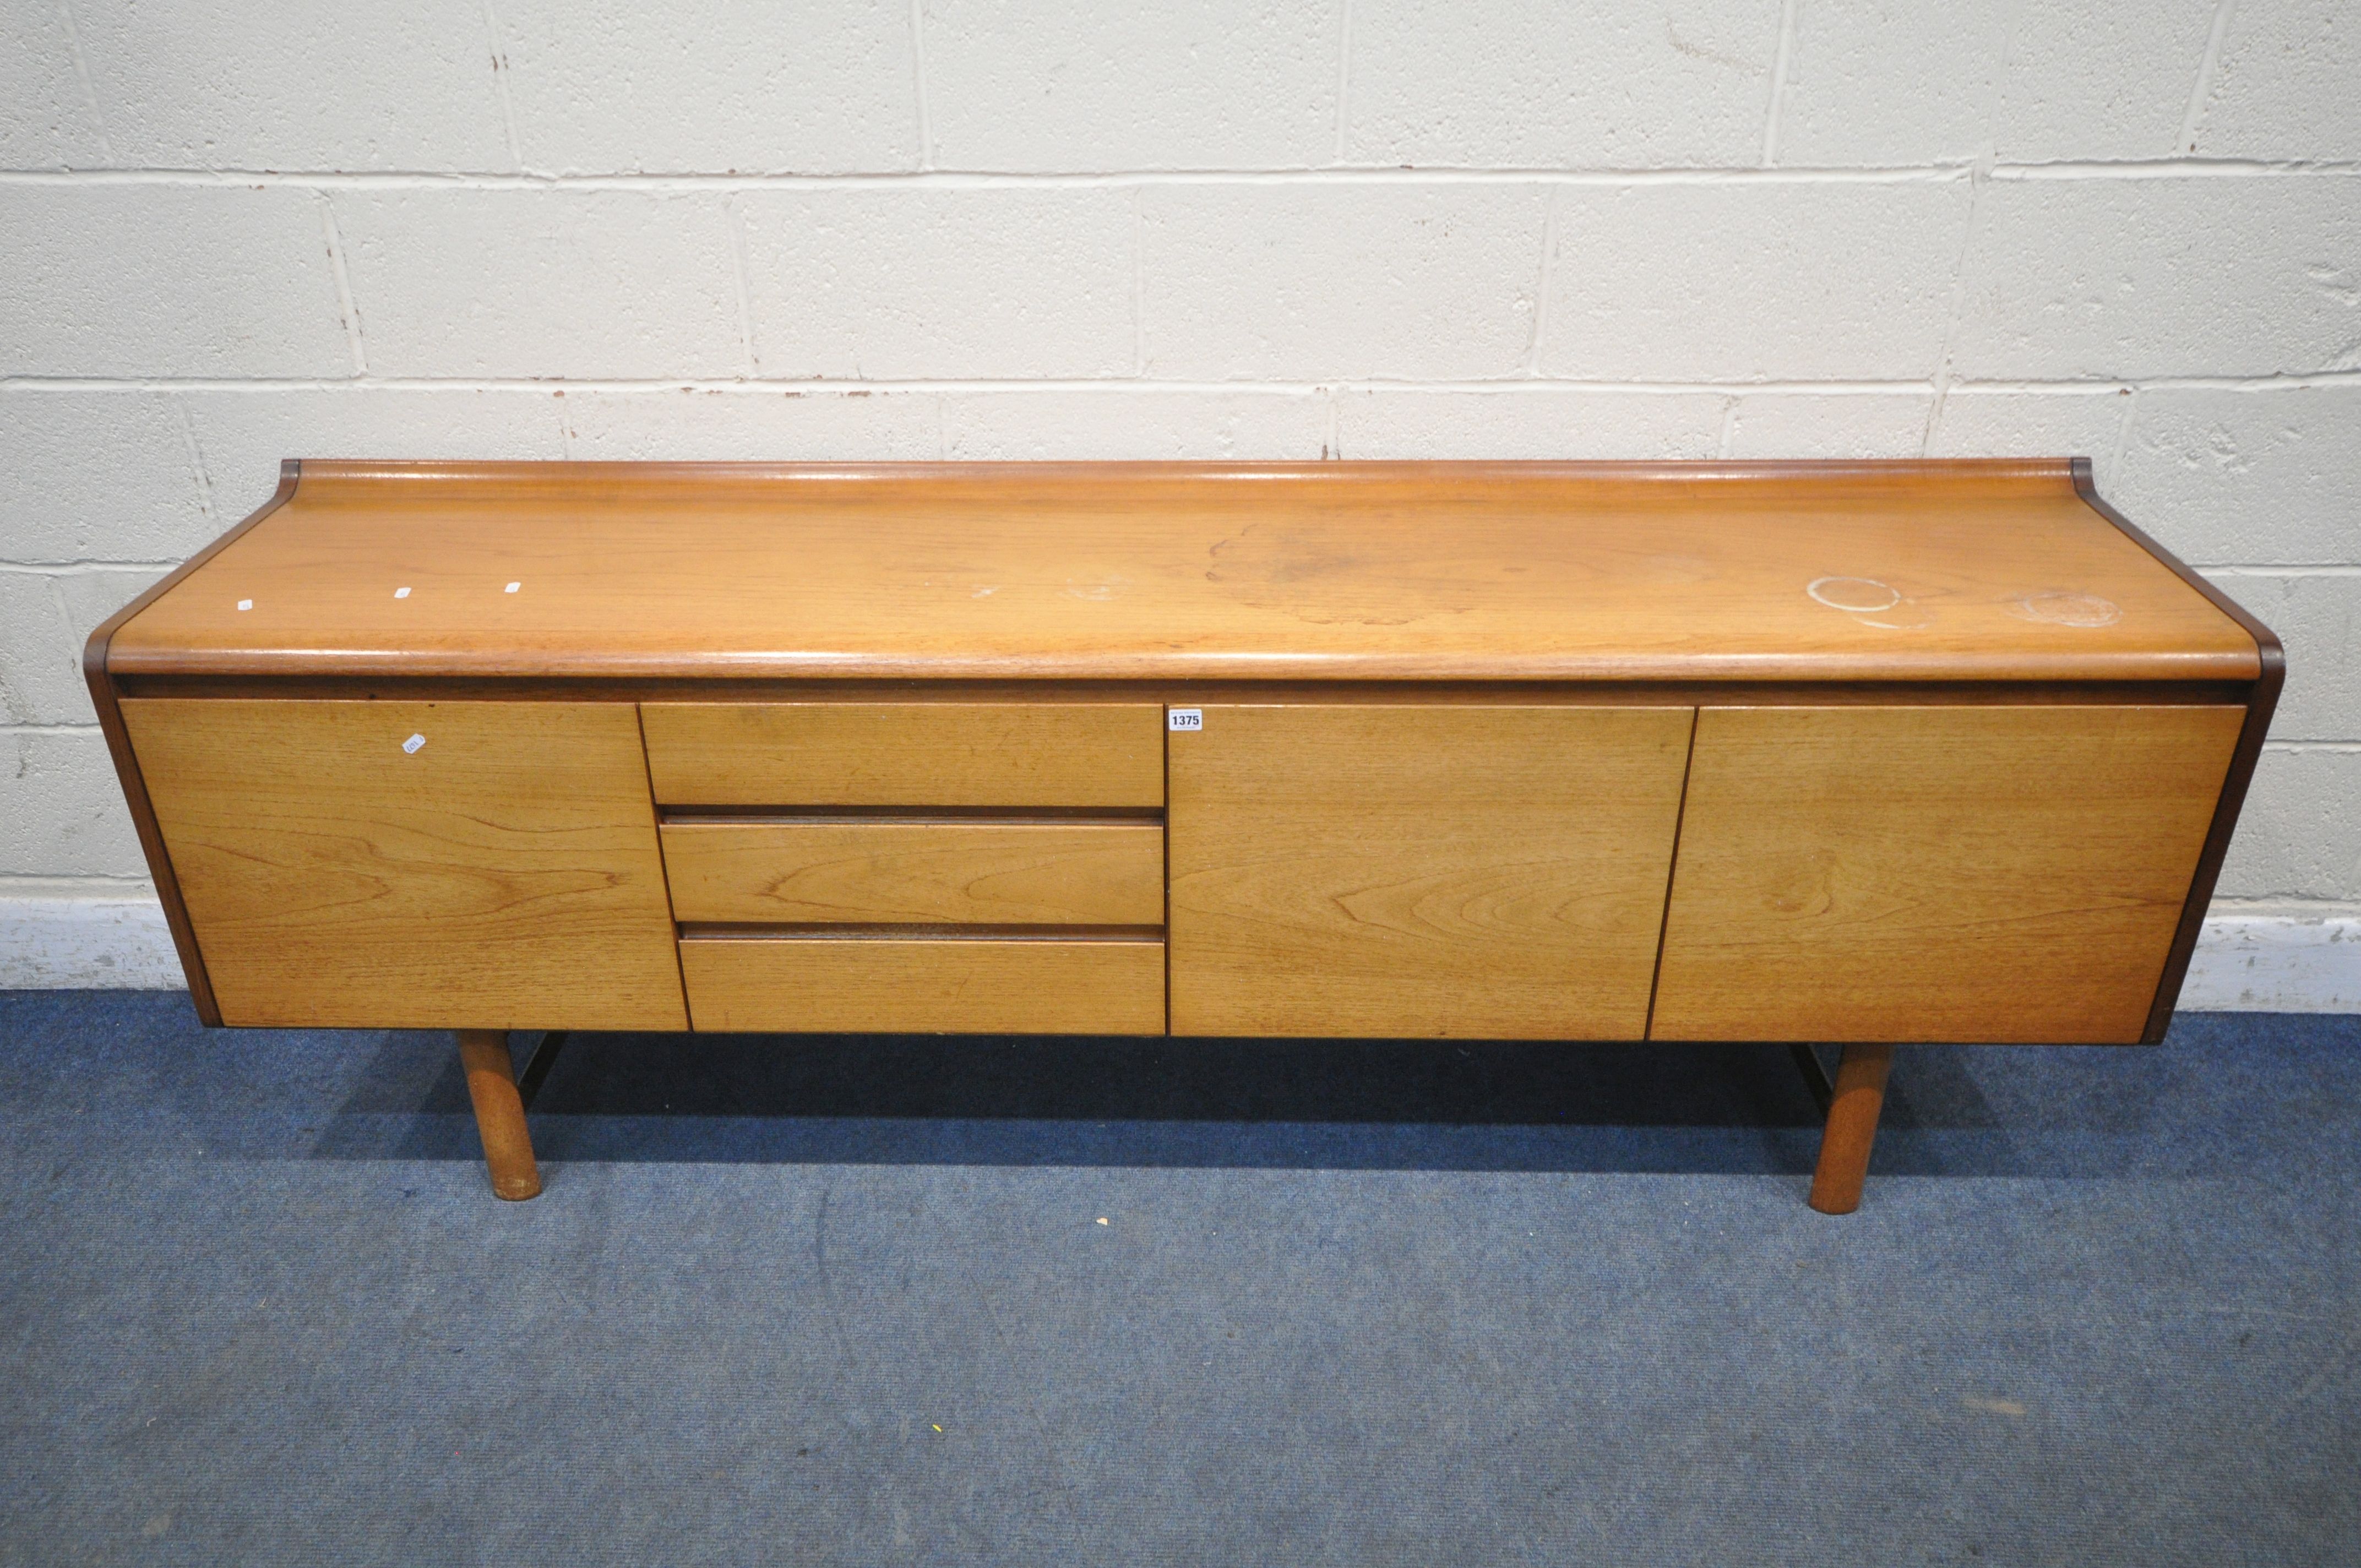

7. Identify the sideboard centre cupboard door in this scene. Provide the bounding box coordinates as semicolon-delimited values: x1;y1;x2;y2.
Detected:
1167;705;1694;1038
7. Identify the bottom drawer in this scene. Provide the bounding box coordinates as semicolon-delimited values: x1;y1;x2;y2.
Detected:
681;934;1166;1035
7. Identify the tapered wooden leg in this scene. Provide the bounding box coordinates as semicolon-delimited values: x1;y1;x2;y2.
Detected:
1807;1044;1894;1215
458;1030;541;1201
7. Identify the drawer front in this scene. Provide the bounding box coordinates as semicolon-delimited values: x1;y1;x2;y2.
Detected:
681;935;1166;1033
661;820;1165;925
1650;705;2245;1044
640;703;1164;807
120;698;686;1031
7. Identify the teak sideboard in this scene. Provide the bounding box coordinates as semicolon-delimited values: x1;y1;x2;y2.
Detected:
86;460;2280;1213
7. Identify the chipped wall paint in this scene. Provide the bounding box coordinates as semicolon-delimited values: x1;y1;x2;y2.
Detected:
2179;916;2361;1014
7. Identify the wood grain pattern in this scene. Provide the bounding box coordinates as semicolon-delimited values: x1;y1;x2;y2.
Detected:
681;934;1165;1033
660;820;1166;925
1168;705;1694;1038
103;461;2258;685
1650;706;2246;1044
641;702;1165;807
119;699;687;1030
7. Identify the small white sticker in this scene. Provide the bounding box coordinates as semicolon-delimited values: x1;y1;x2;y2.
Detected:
394;586;411;599
504;581;521;594
1168;707;1203;732
236;598;253;611
401;733;425;754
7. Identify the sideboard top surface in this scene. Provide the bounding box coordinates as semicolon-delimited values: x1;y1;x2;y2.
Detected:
105;460;2258;684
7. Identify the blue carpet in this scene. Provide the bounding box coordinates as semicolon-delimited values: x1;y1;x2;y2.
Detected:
0;990;2354;1566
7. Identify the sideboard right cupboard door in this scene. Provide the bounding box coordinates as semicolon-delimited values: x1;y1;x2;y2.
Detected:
1649;705;2246;1044
1167;705;1694;1038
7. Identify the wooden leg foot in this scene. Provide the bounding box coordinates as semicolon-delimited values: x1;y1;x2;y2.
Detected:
458;1029;542;1201
1807;1043;1894;1215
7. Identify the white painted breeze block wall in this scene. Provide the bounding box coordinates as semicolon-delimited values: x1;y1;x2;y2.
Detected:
2;0;2356;1005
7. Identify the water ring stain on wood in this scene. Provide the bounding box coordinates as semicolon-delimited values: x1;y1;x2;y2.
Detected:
1805;576;1902;614
2009;591;2123;628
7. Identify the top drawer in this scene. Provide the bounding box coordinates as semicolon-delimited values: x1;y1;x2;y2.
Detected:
640;703;1165;807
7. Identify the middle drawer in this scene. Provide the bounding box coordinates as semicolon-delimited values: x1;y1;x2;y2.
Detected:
661;819;1166;926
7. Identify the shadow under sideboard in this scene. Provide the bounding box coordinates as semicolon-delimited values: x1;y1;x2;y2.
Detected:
304;1027;2004;1175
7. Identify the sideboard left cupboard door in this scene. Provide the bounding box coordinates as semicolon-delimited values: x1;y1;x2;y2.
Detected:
1167;705;1694;1038
119;699;686;1030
